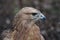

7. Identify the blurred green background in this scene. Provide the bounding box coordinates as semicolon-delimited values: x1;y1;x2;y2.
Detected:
0;0;60;40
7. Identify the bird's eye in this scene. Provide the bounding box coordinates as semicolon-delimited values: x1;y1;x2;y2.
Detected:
32;13;37;16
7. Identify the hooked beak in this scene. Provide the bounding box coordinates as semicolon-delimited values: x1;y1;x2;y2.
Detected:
40;16;46;22
39;13;46;22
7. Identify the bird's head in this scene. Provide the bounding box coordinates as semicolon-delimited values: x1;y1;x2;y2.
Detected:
17;7;46;22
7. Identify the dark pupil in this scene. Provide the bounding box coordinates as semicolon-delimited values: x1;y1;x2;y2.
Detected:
32;13;37;16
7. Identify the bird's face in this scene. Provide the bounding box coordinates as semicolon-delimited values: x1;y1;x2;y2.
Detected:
19;7;46;22
31;12;46;22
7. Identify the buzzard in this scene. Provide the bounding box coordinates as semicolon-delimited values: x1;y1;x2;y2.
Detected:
11;7;46;40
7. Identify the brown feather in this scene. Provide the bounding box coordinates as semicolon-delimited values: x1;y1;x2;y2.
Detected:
11;7;45;40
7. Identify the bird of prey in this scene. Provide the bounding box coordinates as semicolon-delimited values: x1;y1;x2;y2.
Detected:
11;7;46;40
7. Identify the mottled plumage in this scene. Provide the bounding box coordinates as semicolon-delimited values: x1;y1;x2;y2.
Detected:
11;7;45;40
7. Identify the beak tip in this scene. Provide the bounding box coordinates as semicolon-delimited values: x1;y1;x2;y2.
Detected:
41;17;46;21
